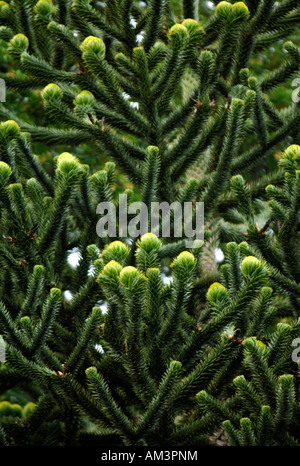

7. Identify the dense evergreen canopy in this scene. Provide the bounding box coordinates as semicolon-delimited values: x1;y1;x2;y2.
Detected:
0;0;299;446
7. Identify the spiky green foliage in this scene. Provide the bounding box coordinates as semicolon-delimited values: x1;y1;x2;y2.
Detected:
0;0;300;206
193;143;300;446
0;220;282;446
0;0;300;448
198;336;300;446
0;126;282;444
220;144;300;318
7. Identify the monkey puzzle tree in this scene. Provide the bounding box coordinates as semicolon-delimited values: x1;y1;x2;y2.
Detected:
0;0;300;446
